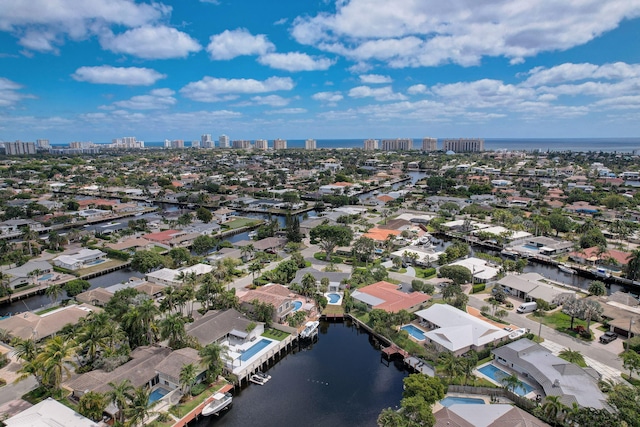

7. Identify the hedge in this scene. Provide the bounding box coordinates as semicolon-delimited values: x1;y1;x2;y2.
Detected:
472;284;486;293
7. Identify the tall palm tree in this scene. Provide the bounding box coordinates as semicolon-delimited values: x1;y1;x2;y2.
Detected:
137;298;160;345
179;363;198;394
438;352;462;380
542;395;567;422
78;391;107;422
77;318;109;366
159;313;186;349
559;348;585;366
500;373;523;394
626;249;640;281
125;386;156;427
21;226;38;256
11;337;39;362
199;342;230;382
160;285;178;314
107;379;134;424
45;284;63;305
37;335;77;393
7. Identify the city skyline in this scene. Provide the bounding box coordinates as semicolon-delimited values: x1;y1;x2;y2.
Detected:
0;0;639;144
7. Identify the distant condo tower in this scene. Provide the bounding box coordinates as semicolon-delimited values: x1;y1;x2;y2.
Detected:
4;140;36;155
442;138;484;152
171;139;184;149
273;139;287;150
219;134;230;148
191;140;200;148
112;136;143;149
305;139;316;150
422;137;437;151
36;139;50;149
381;138;413;151
254;139;269;150
232;140;251;149
201;134;213;148
363;139;378;150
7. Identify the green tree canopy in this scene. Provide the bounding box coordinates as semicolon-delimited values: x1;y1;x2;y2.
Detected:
310;224;354;261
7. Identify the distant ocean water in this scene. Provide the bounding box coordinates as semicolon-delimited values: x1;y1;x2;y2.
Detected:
156;138;640;152
61;137;640;153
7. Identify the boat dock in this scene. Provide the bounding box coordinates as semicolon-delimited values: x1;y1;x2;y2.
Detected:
172;384;234;426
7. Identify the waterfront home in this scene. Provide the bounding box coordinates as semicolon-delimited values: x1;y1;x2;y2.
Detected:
105;237;155;253
495;273;575;303
142;229;184;245
4;397;98;427
186;308;264;347
0;218;47;236
447;257;499;283
492;339;608;409
239;284;296;323
391;246;442;266
4;260;53;289
155;347;205;390
0;304;95;341
434;403;550;427
351;281;431;313
75;287;114;307
52;248;106;271
146;263;213;287
290;268;350;293
568;246;630;270
414;304;509;356
505;236;573;257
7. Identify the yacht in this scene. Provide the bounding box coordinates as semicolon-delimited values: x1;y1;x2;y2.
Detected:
201;392;233;416
557;263;576;275
300;320;320;339
249;371;271;385
248;230;258;239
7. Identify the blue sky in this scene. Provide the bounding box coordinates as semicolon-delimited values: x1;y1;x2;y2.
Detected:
0;0;639;144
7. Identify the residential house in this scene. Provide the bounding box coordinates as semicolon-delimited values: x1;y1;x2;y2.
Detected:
4;260;53;289
492;339;608;409
496;273;575;303
568;246;630;270
155;347;205;390
239;284;296;323
52;248;106;270
186;308;264;347
414;304;509;356
0;304;95;341
290;268;350;292
434;404;550;427
4;398;98;427
351;281;431;313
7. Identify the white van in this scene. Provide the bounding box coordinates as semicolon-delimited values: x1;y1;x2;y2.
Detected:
516;301;537;313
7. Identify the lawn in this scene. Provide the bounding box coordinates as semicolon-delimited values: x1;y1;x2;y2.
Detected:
323;304;345;316
75;259;128;276
313;252;344;263
225;218;261;229
529;311;589;337
263;328;290;341
151;245;168;253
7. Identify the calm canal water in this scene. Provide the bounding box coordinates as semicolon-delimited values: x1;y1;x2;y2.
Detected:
194;320;407;427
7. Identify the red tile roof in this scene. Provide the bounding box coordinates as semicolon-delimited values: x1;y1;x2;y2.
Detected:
357;281;431;313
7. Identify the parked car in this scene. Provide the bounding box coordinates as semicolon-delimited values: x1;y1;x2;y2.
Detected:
599;331;618;344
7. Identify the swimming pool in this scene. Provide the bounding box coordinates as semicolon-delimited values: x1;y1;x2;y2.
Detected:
327;293;340;304
38;273;54;281
292;301;302;311
240;339;272;362
401;324;427;341
85;259;105;266
478;364;535;396
522;244;540;251
440;396;485;407
148;387;169;403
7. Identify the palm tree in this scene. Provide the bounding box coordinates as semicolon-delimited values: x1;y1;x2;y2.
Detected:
626;249;640;281
438;352;462;380
77;315;110;365
21;226;38;256
160;285;178;314
588;280;606;296
301;273;317;297
45;284;63;305
499;373;523;394
78;391;107;422
159;313;186;349
542;395;567;422
558;348;585;366
107;379;134;424
11;337;39;362
199;342;230;382
37;335;77;393
179;363;198;394
137;298;160;344
126;386;156;427
248;262;262;283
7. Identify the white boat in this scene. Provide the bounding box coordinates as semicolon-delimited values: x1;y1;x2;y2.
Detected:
508;328;528;339
557;263;576;274
300;320;320;339
201;392;233;416
248;230;258;239
593;267;611;278
249;371;271;385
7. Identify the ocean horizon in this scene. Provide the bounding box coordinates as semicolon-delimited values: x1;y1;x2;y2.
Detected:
52;137;640;153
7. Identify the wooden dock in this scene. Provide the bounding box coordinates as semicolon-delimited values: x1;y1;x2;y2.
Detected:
172;384;234;427
381;344;409;360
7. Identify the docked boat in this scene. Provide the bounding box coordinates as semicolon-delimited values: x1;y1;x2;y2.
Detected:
557;263;576;275
248;230;258;239
593;267;611;278
249;371;271;385
500;249;519;259
201;392;233;416
300;320;320;339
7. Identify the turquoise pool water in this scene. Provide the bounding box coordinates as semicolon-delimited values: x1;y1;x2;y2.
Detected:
440;396;485;407
85;259;105;266
240;339;271;361
327;293;340;304
149;387;169;403
38;273;54;281
478;364;535;396
292;301;302;311
401;324;426;341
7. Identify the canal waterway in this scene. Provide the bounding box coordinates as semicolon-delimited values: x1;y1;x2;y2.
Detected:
194;320;407;427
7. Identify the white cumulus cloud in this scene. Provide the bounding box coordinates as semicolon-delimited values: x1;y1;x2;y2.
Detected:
207;28;275;60
348;85;407;101
72;65;165;85
312;91;344;103
258;52;334;72
0;77;31;107
112;88;176;110
407;84;428;95
359;74;392;84
250;95;290;107
100;26;201;59
180;76;295;102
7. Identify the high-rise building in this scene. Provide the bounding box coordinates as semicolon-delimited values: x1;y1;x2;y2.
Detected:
305;139;316;150
112;137;143;149
232;140;251;149
254;139;268;150
171;140;185;149
5;141;36;155
164;139;171;149
201;134;213;148
442;138;484;152
381;138;413;151
422;137;437;151
36;139;50;149
363;139;378;150
218;134;229;148
273;139;287;150
191;140;200;148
